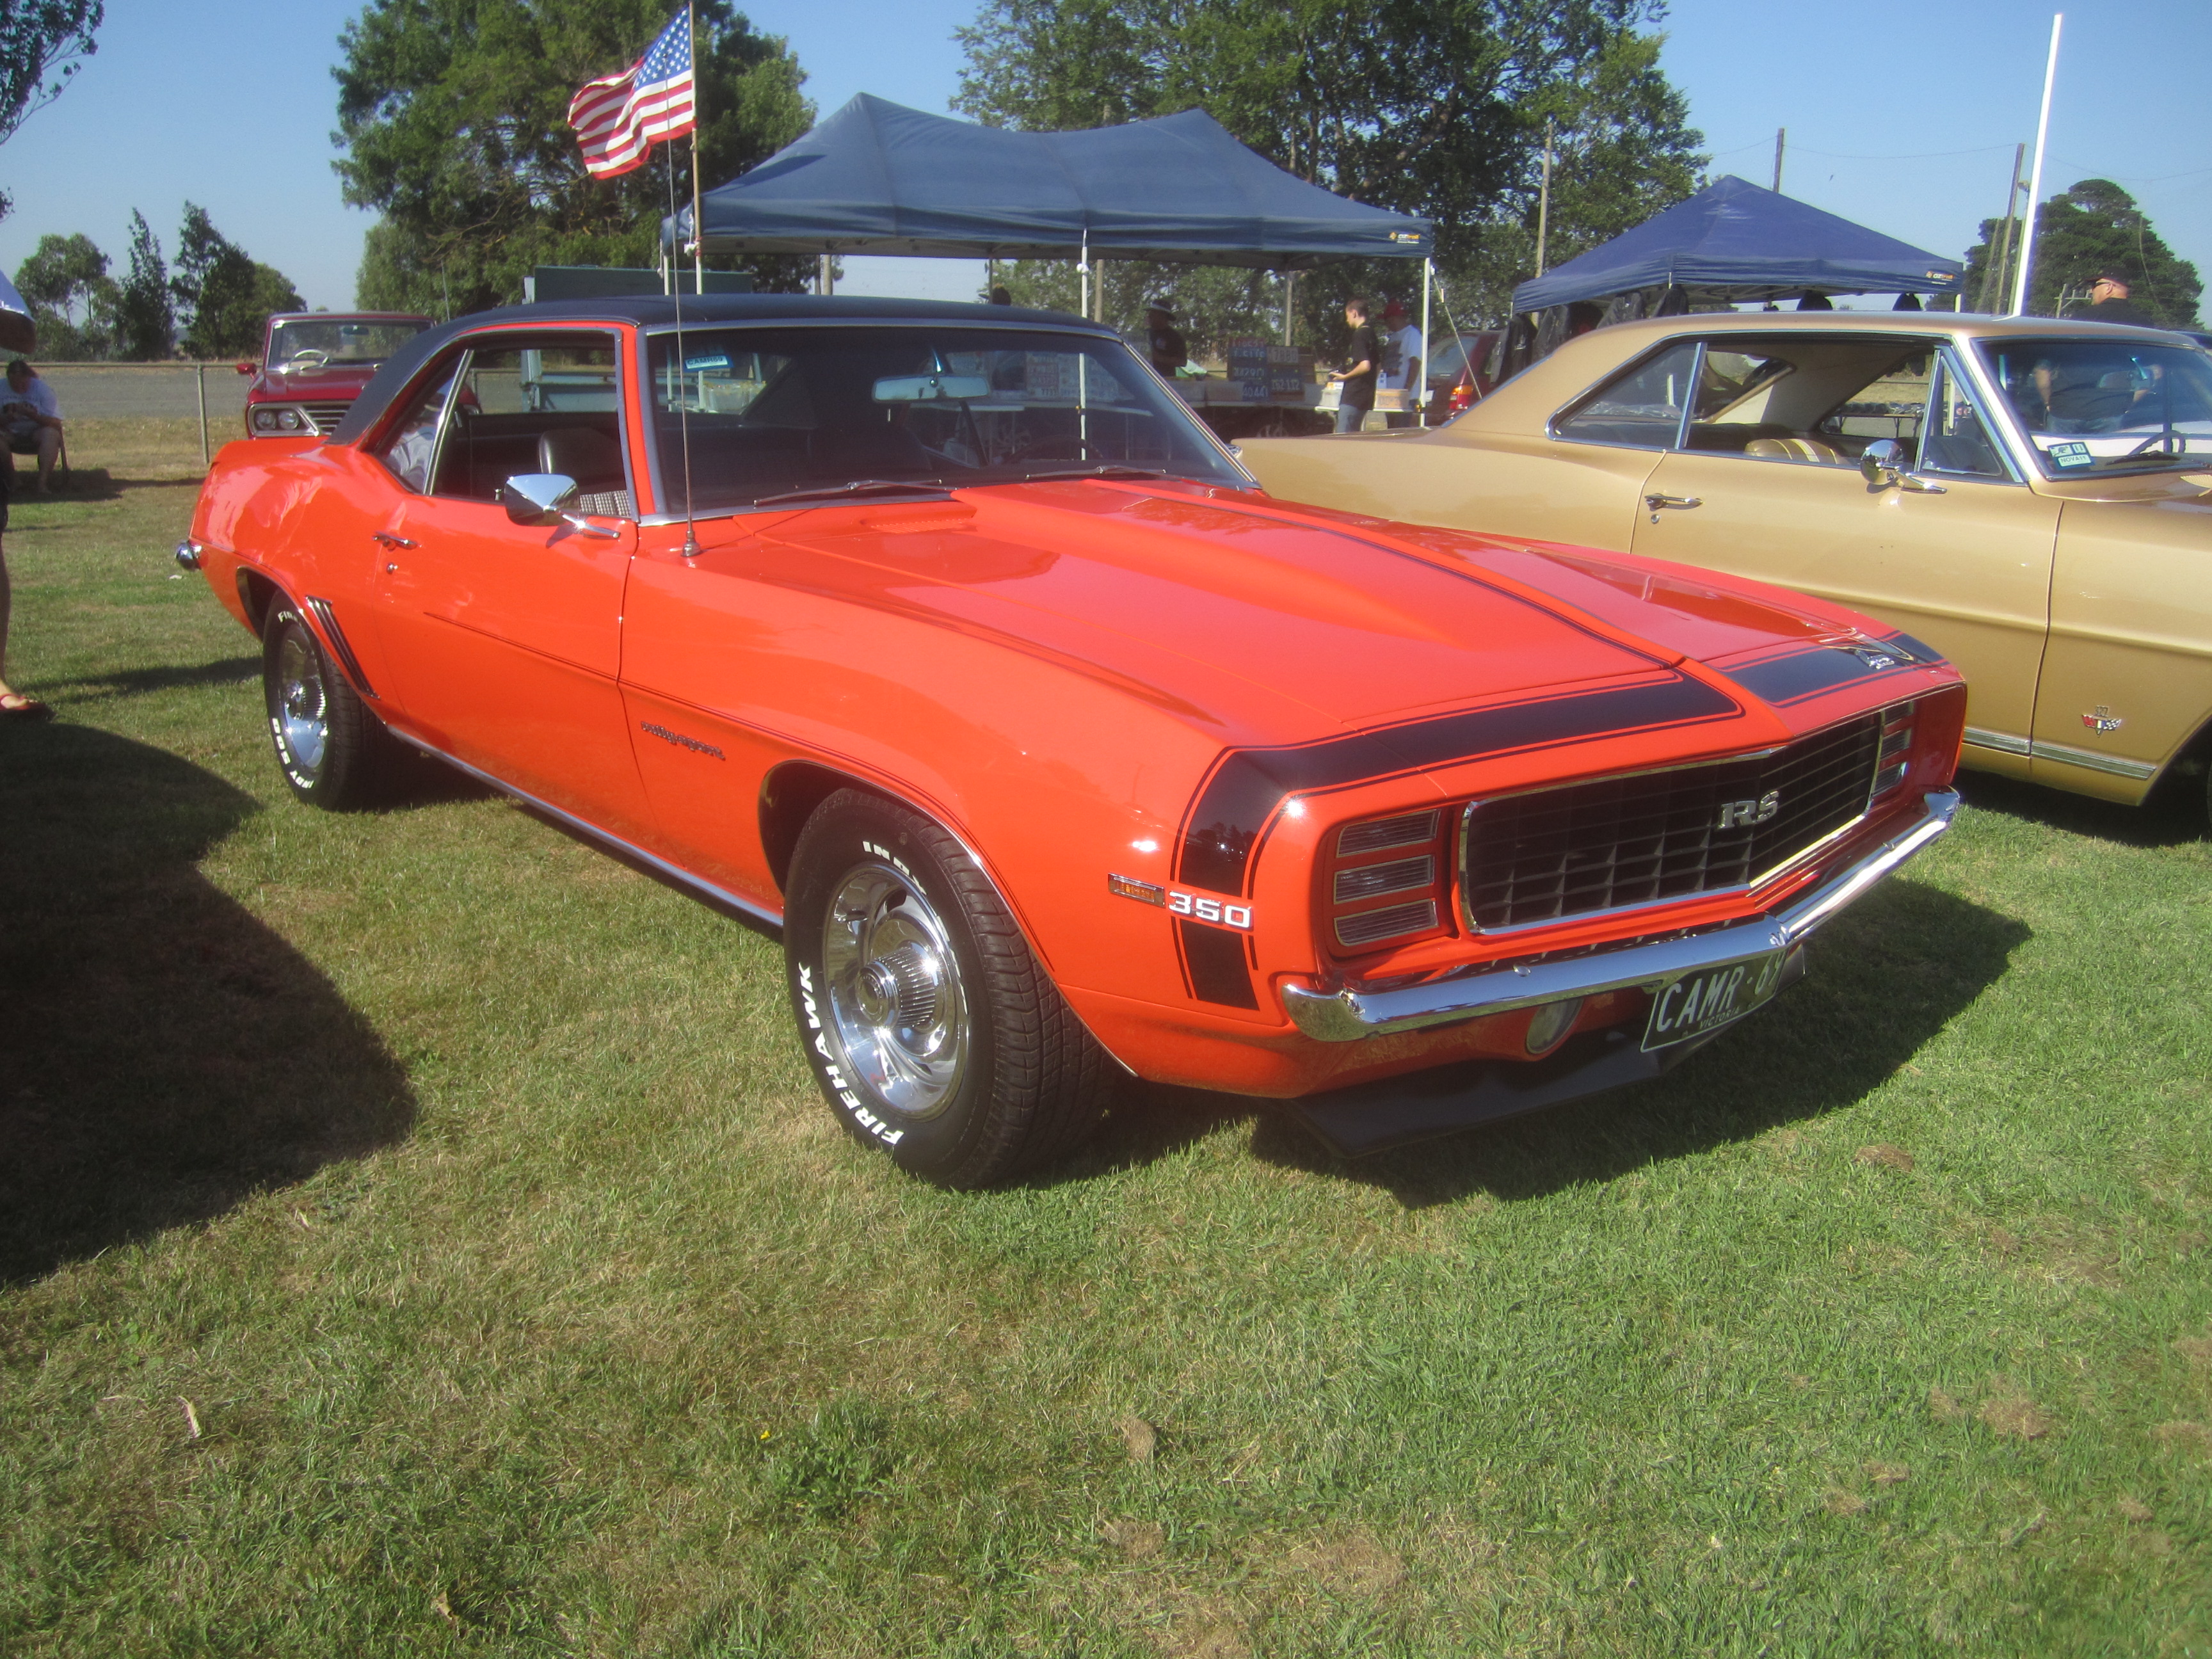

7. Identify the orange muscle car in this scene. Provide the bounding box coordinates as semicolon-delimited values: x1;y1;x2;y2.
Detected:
179;297;1965;1184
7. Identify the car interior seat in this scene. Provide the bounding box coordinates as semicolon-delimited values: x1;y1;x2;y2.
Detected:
1743;435;1843;464
538;426;632;518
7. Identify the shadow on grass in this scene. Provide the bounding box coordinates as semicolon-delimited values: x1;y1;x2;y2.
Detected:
49;654;261;701
1057;876;2029;1205
4;470;198;506
0;720;417;1282
1955;768;2208;849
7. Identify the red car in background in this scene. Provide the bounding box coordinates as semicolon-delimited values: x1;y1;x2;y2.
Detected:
240;312;433;438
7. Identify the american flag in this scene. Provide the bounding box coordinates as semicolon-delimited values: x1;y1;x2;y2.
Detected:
568;10;696;179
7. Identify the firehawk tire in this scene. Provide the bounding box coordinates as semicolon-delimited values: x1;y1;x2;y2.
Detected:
784;789;1112;1187
261;598;394;810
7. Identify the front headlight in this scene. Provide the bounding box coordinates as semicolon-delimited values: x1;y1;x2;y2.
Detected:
250;406;309;434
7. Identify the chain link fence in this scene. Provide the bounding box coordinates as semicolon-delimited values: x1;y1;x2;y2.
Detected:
26;362;255;481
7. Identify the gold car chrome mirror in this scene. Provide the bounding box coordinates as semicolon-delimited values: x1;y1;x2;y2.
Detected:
1859;438;1947;495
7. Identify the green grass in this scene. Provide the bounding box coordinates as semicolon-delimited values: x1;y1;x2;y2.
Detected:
2;477;2208;1657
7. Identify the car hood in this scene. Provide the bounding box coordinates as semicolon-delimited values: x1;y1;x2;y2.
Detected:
254;364;382;398
752;479;1893;744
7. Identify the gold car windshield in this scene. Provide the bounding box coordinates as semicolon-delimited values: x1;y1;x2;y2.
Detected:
1976;338;2212;476
643;325;1246;512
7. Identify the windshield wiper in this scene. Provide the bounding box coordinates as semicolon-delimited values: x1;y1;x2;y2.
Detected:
1013;465;1177;483
748;479;956;508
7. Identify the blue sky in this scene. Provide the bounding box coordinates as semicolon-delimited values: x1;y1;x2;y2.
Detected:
1;0;2204;318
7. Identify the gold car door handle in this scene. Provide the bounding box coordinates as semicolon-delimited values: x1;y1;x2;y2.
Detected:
1644;493;1703;510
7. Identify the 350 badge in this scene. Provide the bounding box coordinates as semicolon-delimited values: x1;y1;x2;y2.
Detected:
1108;872;1253;929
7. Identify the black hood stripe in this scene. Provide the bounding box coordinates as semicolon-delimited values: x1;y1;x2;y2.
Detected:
1721;632;1946;708
1174;671;1740;896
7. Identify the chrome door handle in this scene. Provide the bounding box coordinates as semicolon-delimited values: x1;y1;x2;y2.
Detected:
373;531;418;549
1643;493;1703;510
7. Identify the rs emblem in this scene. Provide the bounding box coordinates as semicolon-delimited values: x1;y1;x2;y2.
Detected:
1717;790;1781;830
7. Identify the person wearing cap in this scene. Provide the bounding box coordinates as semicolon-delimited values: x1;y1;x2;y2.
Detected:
2082;269;2157;327
1144;301;1188;376
1378;298;1423;428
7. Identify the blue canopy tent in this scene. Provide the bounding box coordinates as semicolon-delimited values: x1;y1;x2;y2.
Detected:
1512;175;1963;313
671;94;1434;273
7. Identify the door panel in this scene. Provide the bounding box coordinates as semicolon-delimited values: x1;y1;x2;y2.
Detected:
2030;490;2212;799
1630;451;2057;749
377;499;650;835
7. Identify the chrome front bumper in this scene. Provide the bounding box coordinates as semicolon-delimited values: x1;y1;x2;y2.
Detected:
1282;789;1959;1043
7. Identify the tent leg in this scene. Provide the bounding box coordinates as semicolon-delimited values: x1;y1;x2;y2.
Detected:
1281;270;1294;346
1419;259;1433;427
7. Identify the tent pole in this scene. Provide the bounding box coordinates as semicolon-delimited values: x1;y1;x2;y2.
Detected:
2011;13;2062;317
1080;236;1090;322
1419;259;1433;427
1281;270;1294;346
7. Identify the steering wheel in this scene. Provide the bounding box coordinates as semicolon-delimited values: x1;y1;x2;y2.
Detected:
287;349;330;369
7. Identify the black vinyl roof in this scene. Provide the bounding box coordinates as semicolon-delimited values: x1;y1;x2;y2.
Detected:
328;293;1111;445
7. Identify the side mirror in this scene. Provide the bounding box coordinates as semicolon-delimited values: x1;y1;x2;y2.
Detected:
234;361;256;376
501;473;619;538
502;472;581;525
1859;438;1906;485
1859;437;1948;495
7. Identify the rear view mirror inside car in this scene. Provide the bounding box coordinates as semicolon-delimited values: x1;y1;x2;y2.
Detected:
874;374;991;403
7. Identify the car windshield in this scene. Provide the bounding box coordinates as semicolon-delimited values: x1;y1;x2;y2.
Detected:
643;325;1248;512
268;318;428;369
1977;337;2212;475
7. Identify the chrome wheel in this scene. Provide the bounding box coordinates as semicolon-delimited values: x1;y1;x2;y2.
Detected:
275;628;330;775
821;862;970;1119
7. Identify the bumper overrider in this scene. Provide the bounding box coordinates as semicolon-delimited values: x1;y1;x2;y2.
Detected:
1283;788;1959;1043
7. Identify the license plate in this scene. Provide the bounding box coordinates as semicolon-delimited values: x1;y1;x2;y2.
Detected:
1642;950;1789;1051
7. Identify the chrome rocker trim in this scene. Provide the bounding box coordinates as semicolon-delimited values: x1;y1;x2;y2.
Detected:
1283;789;1959;1043
392;735;787;931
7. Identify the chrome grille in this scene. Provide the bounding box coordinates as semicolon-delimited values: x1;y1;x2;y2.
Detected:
302;401;354;434
1461;714;1882;931
1334;854;1434;904
1336;899;1438;947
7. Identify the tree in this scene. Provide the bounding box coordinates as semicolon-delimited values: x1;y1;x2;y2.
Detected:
14;230;120;356
0;0;103;147
112;209;174;360
171;204;306;358
1963;178;2201;328
335;0;815;315
956;0;1704;343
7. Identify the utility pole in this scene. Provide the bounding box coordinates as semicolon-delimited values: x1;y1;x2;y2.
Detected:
1982;143;2028;313
1772;128;1786;194
1534;118;1555;277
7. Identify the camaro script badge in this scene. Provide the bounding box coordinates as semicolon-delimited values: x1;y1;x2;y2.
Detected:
1717;791;1781;830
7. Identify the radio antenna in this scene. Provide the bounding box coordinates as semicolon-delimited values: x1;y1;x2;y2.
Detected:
665;129;701;557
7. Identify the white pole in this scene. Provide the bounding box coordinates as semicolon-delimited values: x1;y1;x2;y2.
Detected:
2010;13;2062;317
1418;259;1433;426
1534;120;1553;277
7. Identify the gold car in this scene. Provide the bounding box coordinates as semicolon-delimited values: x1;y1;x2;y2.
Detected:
1238;313;2212;808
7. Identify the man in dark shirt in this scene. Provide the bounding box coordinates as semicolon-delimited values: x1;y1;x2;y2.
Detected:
2082;270;2157;327
1144;302;1188;376
1329;298;1378;433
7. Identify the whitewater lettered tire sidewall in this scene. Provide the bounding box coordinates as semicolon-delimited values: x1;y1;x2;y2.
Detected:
783;789;1110;1188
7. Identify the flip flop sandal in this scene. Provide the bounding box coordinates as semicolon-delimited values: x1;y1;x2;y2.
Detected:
0;694;52;719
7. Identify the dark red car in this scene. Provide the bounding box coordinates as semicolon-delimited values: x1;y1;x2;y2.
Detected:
240;312;433;438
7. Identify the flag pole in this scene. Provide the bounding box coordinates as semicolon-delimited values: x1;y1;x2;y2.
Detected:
688;1;704;294
2010;13;2062;317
